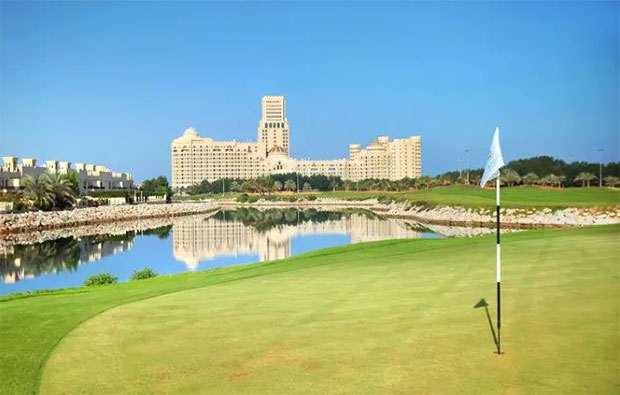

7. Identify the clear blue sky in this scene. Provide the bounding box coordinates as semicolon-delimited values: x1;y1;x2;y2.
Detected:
1;1;618;182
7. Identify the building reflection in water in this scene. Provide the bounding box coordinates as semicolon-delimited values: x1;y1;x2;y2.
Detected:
172;209;424;270
0;226;171;285
1;238;134;285
1;210;430;285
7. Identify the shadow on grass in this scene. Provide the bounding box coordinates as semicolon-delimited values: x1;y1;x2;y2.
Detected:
474;298;498;349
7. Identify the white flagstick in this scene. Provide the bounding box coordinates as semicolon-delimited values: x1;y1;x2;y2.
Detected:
496;175;501;354
481;126;504;355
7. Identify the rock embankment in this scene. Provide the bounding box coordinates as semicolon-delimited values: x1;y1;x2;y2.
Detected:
1;198;618;236
220;198;620;228
0;202;218;236
377;202;619;228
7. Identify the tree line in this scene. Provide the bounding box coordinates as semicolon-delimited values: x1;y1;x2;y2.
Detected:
182;155;619;195
436;156;619;188
8;173;174;211
8;172;80;211
184;174;343;195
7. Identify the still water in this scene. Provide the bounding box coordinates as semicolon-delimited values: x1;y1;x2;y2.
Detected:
0;209;446;296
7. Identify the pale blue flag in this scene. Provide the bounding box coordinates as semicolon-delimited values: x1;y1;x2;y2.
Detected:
480;127;505;187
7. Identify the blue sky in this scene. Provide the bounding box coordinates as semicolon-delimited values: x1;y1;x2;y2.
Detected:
1;1;618;182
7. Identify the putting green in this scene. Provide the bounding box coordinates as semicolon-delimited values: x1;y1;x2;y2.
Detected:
39;227;619;394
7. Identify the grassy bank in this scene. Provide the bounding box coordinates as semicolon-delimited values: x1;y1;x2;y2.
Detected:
1;225;618;394
175;186;620;209
315;186;620;208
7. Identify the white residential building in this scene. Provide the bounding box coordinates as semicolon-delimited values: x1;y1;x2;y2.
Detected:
0;157;134;193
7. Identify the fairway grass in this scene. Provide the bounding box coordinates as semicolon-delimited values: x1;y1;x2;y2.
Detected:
175;186;620;209
316;186;620;209
1;226;618;394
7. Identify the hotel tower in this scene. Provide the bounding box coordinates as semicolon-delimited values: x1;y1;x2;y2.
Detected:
171;96;421;190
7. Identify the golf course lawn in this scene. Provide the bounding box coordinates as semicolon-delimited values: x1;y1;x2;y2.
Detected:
315;186;620;209
1;226;618;394
176;186;620;209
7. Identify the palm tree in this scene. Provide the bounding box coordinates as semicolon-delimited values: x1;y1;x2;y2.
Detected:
423;176;431;189
502;168;521;187
603;176;619;187
574;172;597;187
253;176;274;195
522;172;540;186
241;180;253;193
230;181;241;192
45;172;76;209
62;170;80;196
543;174;564;188
273;180;283;192
557;175;566;188
329;177;339;192
302;182;312;192
21;175;54;210
540;174;556;188
343;180;352;191
284;179;296;192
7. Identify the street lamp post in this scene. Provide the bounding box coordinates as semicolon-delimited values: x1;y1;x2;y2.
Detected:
465;149;470;186
597;148;603;187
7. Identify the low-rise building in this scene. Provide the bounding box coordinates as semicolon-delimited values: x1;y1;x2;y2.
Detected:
0;157;134;193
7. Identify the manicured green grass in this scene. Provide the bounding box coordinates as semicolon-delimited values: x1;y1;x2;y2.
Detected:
174;186;619;209
313;186;620;209
1;226;617;394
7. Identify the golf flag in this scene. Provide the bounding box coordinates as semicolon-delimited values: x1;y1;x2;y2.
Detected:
480;127;505;188
481;126;505;355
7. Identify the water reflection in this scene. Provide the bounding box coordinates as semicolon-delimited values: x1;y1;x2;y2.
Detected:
172;209;430;269
0;209;441;294
0;226;171;285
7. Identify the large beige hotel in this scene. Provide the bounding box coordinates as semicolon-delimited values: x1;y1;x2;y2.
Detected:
171;96;421;190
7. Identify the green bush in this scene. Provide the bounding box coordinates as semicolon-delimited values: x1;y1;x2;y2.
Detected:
84;273;118;286
236;194;263;203
130;267;158;281
306;195;318;201
86;190;130;198
377;195;394;204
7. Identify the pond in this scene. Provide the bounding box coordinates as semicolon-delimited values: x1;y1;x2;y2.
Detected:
0;208;484;296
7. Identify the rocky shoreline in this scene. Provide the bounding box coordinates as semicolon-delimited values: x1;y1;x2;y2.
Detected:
0;203;219;236
1;199;618;237
222;199;620;228
376;201;619;228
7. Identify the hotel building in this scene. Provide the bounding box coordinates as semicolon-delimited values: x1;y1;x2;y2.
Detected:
171;96;421;190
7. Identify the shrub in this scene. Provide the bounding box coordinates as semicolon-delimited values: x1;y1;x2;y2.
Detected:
130;267;158;281
377;195;395;204
84;273;118;286
306;195;318;201
237;194;250;203
86;190;130;198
